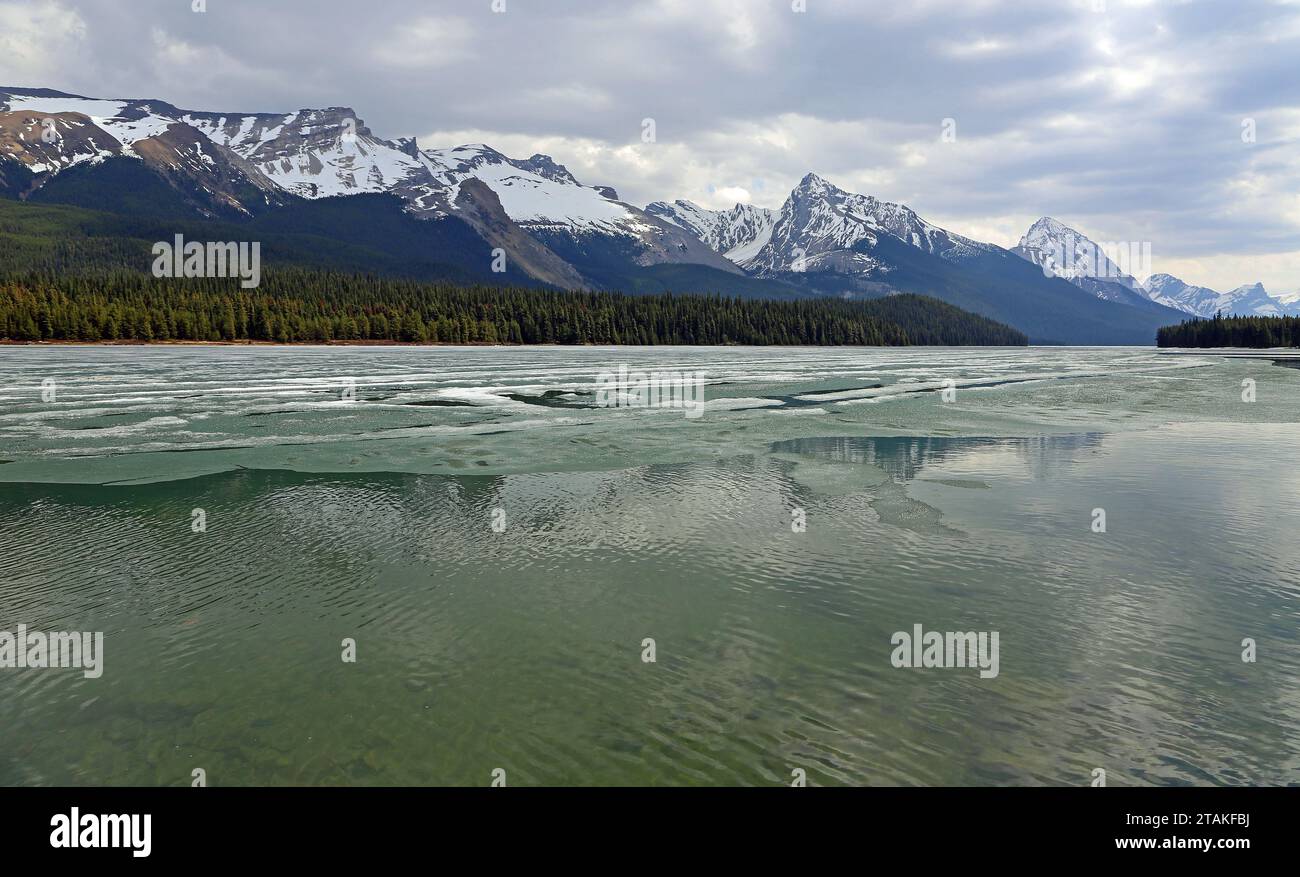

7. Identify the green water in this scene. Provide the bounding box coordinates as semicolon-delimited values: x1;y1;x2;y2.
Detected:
1;346;1297;785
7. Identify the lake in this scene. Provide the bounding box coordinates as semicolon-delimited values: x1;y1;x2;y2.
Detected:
1;345;1297;786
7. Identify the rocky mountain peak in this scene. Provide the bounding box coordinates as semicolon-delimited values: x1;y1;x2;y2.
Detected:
518;153;579;185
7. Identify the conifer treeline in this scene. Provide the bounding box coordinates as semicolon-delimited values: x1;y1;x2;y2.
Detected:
0;268;1028;346
1156;313;1300;348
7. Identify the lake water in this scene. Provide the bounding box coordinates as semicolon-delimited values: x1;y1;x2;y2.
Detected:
1;345;1298;786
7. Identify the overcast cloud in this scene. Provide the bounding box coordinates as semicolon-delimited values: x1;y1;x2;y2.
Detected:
2;0;1298;292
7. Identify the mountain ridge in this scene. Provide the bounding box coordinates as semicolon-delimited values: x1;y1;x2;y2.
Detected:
1;85;1196;344
649;175;1188;344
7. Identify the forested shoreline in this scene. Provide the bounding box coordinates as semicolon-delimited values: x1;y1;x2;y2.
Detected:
1157;313;1300;348
0;268;1028;347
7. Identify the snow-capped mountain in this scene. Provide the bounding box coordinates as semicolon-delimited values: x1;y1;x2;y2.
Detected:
0;86;1205;344
1012;216;1300;319
0;107;118;174
1143;274;1296;318
1142;274;1224;316
645;200;776;264
1;92;185;164
414;143;735;272
180;105;431;202
1216;282;1290;316
743;173;993;275
1010;216;1159;309
650;173;1188;344
0;89;287;216
1011;216;1244;316
652;174;997;279
0;87;736;284
419;144;625;229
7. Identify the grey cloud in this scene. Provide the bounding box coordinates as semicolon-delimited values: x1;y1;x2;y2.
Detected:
5;0;1299;291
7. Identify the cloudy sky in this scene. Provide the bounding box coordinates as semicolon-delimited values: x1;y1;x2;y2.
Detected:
3;0;1298;293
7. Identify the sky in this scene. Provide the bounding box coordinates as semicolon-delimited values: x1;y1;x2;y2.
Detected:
2;0;1298;294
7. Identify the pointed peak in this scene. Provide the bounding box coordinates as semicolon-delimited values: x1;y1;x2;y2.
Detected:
790;172;846;203
1020;216;1092;249
1027;216;1071;232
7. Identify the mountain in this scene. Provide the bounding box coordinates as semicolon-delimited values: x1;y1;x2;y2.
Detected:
1013;216;1298;319
746;172;993;273
0;93;288;218
645;199;776;264
1;86;1193;343
1217;282;1289;316
652;174;1187;344
1011;216;1174;312
0;87;741;291
651;173;995;278
0;90;550;282
1015;216;1140;289
1143;273;1295;318
187;106;738;277
415;143;742;289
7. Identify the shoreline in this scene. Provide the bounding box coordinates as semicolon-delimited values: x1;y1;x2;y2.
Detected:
1159;348;1300;357
0;339;1031;349
0;339;517;348
10;341;1298;352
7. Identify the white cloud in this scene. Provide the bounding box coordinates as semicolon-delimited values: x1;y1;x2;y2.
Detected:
146;27;271;98
9;0;1300;292
0;1;86;84
369;16;476;70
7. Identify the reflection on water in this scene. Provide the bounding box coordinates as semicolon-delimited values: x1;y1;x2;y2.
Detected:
772;434;1106;482
2;421;1298;787
2;346;1298;787
0;344;1261;486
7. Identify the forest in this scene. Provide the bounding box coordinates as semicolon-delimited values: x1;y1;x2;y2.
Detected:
0;268;1028;347
1156;313;1300;348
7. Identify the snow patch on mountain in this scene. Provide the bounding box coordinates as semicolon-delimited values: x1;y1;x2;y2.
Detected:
419;144;645;233
181;107;428;199
645;199;776;263
0;93;177;160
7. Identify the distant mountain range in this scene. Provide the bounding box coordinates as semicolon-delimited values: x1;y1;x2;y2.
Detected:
1013;215;1299;319
1;86;1257;344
